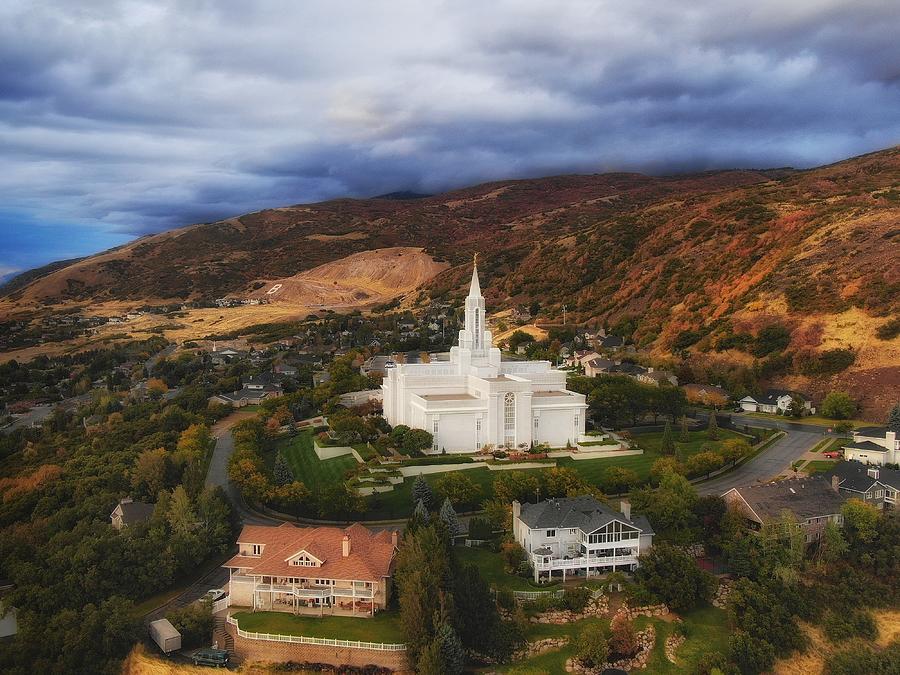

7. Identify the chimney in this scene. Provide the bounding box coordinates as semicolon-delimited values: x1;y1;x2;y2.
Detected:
512;500;521;522
867;467;880;480
620;499;631;521
121;496;133;505
648;367;654;373
391;530;399;548
831;475;841;493
887;431;897;450
342;535;351;558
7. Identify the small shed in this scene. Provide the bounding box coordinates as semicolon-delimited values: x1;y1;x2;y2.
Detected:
149;618;182;654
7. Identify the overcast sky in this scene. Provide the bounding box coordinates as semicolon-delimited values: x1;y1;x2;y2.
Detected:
2;0;899;278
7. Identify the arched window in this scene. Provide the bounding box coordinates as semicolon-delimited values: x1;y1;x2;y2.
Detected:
504;392;516;447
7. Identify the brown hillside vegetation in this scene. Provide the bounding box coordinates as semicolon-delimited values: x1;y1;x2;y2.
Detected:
248;247;448;307
1;146;898;413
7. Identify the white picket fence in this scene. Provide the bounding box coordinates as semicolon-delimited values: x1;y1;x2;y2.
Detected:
226;616;406;651
211;597;231;613
506;587;606;602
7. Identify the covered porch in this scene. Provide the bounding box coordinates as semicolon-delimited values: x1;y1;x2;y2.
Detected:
530;547;638;583
249;579;378;617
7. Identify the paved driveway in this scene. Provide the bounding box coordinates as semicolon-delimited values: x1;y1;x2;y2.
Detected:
698;429;823;495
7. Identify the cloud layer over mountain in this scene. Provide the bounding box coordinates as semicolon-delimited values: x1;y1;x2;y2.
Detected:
1;0;899;271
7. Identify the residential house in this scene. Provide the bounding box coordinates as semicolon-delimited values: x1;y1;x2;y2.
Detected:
224;523;398;616
312;370;331;387
825;461;899;509
738;389;814;415
598;335;624;352
682;384;730;408
274;363;299;378
722;476;845;543
584;358;615;378
0;583;17;638
512;496;655;582
210;347;246;366
110;497;155;530
841;427;900;466
565;350;601;369
212;373;284;407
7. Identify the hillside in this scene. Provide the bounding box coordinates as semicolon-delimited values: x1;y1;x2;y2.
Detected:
1;146;898;414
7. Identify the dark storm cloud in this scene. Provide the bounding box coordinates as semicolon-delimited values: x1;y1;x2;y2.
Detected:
1;0;899;271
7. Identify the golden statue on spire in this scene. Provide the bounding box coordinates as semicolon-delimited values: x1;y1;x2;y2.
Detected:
473;252;478;266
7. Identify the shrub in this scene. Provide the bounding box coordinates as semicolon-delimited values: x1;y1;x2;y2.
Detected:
875;317;900;341
821;391;857;420
575;622;609;667
562;586;592;613
823;609;877;642
167;601;213;649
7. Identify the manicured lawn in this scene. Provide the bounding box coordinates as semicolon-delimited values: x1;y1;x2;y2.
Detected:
277;431;358;487
353;442;377;461
634;606;730;674
232;610;404;643
366;466;504;519
633;429;746;457
805;459;839;474
557;451;659;484
454;546;546;592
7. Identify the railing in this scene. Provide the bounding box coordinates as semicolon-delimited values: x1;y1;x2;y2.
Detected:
512;589;565;601
532;554;637;570
255;584;332;598
212;597;231;613
332;587;375;599
226;616;406;651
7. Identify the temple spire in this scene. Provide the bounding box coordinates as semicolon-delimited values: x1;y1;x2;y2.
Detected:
468;253;481;298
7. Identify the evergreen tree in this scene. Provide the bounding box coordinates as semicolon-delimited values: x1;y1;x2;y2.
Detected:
436;622;466;674
414;499;430;523
888;402;900;433
273;453;293;486
412;473;435;509
707;410;720;440
679;415;690;442
439;498;462;537
661;419;676;455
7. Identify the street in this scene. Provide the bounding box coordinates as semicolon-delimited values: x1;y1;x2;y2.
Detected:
697;429;823;495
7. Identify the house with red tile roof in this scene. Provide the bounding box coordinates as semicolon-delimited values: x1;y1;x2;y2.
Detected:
224;522;399;616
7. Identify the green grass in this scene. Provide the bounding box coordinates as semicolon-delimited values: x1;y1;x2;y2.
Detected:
232;610;404;643
454;546;548;592
277;431;358;488
496;605;729;674
366;466;504;519
353;443;377;461
634;429;745;456
805;459;839;474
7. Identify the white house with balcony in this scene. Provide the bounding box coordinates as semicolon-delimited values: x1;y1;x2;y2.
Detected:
382;257;588;453
512;496;655;583
223;522;398;617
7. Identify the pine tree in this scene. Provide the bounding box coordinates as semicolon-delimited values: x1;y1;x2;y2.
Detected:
679;415;690;442
273;453;293;486
439;498;462;537
414;499;430;523
412;473;434;509
436;623;466;675
661;420;676;455
707;410;719;441
888;402;900;433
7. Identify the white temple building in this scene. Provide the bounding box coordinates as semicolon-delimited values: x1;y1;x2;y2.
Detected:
383;258;588;453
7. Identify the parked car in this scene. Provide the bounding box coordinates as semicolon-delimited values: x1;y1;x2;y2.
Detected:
192;648;229;667
202;589;226;603
822;451;841;459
